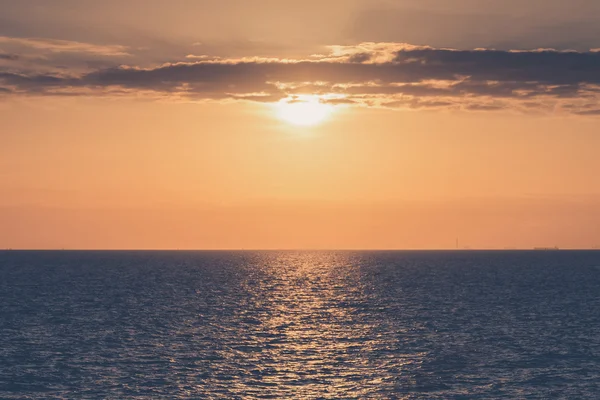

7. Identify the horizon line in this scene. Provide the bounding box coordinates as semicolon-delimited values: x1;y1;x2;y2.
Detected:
2;248;599;252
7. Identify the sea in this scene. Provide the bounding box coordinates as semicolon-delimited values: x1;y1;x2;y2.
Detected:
1;250;599;399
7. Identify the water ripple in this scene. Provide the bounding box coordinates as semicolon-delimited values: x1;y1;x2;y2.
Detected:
1;250;600;398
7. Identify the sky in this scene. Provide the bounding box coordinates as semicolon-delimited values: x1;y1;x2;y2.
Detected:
2;0;600;249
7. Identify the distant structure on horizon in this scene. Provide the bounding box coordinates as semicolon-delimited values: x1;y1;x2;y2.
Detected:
533;246;560;250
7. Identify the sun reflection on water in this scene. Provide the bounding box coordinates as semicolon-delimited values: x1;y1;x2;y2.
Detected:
195;251;420;398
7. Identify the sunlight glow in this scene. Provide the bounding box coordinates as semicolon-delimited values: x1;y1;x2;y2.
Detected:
275;97;334;126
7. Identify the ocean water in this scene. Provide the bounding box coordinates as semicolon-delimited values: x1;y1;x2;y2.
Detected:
1;250;600;399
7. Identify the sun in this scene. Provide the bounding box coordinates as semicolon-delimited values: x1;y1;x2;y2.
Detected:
275;97;333;126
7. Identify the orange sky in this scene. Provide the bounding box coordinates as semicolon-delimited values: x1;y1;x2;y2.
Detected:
2;1;600;249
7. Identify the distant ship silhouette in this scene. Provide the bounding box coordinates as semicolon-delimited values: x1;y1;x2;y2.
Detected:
533;246;560;250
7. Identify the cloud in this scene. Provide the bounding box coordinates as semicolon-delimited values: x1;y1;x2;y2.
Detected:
573;109;600;116
3;41;600;115
0;36;130;56
0;52;18;60
321;98;358;105
347;52;372;63
0;36;136;76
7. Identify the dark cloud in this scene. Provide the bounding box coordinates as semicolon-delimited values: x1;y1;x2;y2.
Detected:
0;72;71;88
574;109;600;116
383;99;456;110
465;103;507;112
347;52;371;63
3;43;600;114
321;98;357;105
46;48;600;87
0;52;18;60
393;48;600;84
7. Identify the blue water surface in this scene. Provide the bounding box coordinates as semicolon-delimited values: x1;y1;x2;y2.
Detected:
1;250;599;399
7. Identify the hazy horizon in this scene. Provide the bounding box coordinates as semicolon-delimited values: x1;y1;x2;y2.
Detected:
2;248;598;252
